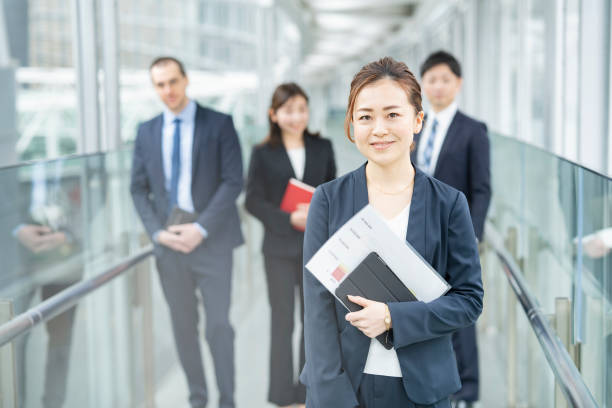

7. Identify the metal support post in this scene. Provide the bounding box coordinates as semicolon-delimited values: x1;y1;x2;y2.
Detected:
505;226;518;408
554;297;572;408
0;300;16;408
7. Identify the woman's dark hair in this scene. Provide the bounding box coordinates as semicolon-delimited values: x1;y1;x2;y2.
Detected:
344;57;423;142
420;50;462;78
263;82;319;147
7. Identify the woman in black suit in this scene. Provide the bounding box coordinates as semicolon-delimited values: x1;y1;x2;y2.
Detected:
245;82;336;408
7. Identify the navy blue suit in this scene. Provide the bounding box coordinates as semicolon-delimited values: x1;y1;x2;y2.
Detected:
412;110;490;402
412;110;490;241
130;103;243;408
301;164;484;407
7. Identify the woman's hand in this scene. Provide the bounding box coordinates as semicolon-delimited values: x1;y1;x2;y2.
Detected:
290;203;310;230
345;295;388;338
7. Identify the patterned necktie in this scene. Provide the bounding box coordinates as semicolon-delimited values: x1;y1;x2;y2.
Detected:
422;118;438;172
169;118;181;209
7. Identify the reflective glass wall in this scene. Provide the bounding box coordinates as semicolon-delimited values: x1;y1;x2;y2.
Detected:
0;150;151;408
318;0;612;176
0;0;78;164
0;0;293;166
484;133;611;406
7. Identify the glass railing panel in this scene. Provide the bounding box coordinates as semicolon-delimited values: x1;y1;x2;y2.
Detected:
488;132;611;406
10;256;155;408
479;241;556;407
521;140;574;313
0;151;148;319
575;167;611;405
487;133;526;265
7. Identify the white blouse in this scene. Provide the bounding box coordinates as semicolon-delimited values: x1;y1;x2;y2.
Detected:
286;147;305;180
363;203;411;377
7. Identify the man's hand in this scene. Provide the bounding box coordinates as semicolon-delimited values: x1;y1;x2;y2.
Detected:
290;203;310;231
160;223;205;254
157;230;191;253
345;295;388;338
16;225;67;253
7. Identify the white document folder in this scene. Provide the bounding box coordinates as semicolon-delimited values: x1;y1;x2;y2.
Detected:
305;205;450;307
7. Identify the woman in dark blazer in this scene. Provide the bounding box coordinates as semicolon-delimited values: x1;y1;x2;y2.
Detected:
300;58;483;408
245;82;336;408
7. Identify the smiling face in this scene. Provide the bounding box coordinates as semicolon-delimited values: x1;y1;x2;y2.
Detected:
270;94;309;139
352;78;423;167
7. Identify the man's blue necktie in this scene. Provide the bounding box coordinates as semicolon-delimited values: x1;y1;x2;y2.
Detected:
169;118;181;209
422;118;438;172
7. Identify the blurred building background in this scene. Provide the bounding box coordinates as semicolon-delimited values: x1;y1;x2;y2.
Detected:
0;0;610;175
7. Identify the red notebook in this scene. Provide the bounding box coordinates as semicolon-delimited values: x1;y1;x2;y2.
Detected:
280;178;316;214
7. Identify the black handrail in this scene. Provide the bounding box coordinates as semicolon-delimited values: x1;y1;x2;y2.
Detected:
0;246;153;347
484;223;598;408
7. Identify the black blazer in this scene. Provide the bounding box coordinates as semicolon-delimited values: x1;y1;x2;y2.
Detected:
130;103;244;256
245;135;336;258
300;164;483;406
411;110;491;240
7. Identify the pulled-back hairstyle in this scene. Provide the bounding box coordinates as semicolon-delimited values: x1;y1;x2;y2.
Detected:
263;82;320;147
344;57;423;142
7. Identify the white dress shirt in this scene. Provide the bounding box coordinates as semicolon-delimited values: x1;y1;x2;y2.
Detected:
286;147;305;180
363;203;411;377
416;101;458;176
155;100;207;240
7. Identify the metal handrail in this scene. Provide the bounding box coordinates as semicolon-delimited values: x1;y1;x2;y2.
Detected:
0;246;153;347
484;223;598;408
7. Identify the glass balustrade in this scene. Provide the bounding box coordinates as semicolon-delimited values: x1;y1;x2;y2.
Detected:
485;132;611;407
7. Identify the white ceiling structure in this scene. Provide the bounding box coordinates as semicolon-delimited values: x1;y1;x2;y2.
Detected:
292;0;421;77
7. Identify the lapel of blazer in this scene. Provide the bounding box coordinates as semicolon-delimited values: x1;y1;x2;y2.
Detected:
352;163;427;259
191;104;208;181
406;168;428;259
433;110;463;177
301;135;316;184
352;163;369;215
278;142;296;180
151;114;165;190
346;164;373;356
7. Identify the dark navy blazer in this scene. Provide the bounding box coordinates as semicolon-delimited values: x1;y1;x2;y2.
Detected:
412;110;490;240
130;103;244;255
300;164;484;407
